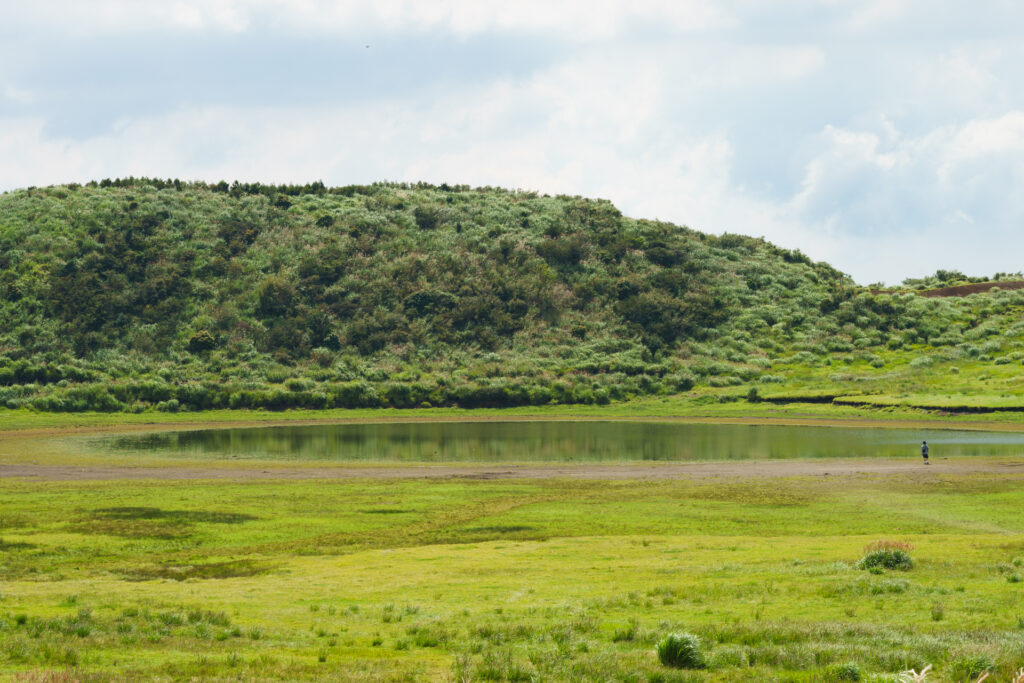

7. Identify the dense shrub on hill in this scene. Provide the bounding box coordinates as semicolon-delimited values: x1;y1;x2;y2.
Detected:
2;178;1024;411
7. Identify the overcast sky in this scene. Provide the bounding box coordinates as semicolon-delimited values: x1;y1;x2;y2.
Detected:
3;1;1023;284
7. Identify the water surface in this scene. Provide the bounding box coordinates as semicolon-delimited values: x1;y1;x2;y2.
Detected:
95;421;1024;463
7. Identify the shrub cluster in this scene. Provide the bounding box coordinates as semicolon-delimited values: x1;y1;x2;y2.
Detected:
857;541;915;571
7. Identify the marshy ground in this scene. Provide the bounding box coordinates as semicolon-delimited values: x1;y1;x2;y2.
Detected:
2;421;1024;681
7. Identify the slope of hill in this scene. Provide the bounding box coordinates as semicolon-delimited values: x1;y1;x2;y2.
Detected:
1;179;1022;413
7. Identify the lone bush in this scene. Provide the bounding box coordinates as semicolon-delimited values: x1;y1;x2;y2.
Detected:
413;206;439;230
858;549;913;571
656;632;704;669
857;540;914;571
186;330;217;352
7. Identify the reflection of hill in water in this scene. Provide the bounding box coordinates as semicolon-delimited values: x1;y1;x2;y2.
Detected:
100;422;1024;463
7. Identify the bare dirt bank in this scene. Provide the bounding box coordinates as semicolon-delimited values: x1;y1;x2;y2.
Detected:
3;457;1023;482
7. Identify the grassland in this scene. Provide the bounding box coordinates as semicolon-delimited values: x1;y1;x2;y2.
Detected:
3;421;1024;681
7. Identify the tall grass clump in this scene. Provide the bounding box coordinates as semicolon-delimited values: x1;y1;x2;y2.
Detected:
949;655;995;681
656;632;705;669
857;540;914;571
833;661;862;681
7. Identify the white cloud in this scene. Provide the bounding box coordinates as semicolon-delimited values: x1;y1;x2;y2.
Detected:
0;119;92;186
18;0;1021;41
10;0;251;35
167;1;250;32
946;111;1024;161
10;0;731;38
792;113;1024;227
783;112;1024;282
2;84;36;105
840;0;913;32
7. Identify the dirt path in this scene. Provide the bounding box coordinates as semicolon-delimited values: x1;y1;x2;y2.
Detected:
3;458;1024;482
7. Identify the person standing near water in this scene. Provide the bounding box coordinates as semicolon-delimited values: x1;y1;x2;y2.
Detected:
921;440;929;465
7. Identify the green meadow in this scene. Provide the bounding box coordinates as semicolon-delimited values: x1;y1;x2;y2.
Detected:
3;438;1024;681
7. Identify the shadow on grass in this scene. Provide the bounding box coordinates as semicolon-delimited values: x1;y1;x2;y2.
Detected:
119;559;273;581
65;507;259;539
94;507;258;524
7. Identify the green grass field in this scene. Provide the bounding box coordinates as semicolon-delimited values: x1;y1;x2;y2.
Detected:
3;424;1024;682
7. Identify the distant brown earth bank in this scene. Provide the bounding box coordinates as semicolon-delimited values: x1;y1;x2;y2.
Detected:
871;280;1024;297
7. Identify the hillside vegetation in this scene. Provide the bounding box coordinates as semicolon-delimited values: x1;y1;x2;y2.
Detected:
1;179;1023;413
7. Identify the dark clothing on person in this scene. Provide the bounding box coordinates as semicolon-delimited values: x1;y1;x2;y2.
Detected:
921;441;929;464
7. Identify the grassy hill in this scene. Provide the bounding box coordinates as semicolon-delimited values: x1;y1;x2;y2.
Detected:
1;178;1023;414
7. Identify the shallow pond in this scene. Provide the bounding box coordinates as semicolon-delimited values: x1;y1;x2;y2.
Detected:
94;421;1024;463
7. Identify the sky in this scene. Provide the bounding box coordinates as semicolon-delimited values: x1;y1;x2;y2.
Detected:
2;1;1023;284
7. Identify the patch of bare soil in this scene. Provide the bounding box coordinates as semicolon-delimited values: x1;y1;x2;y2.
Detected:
918;281;1024;297
869;281;1024;298
3;458;1023;482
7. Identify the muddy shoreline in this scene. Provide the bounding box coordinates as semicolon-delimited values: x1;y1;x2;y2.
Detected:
4;457;1024;482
